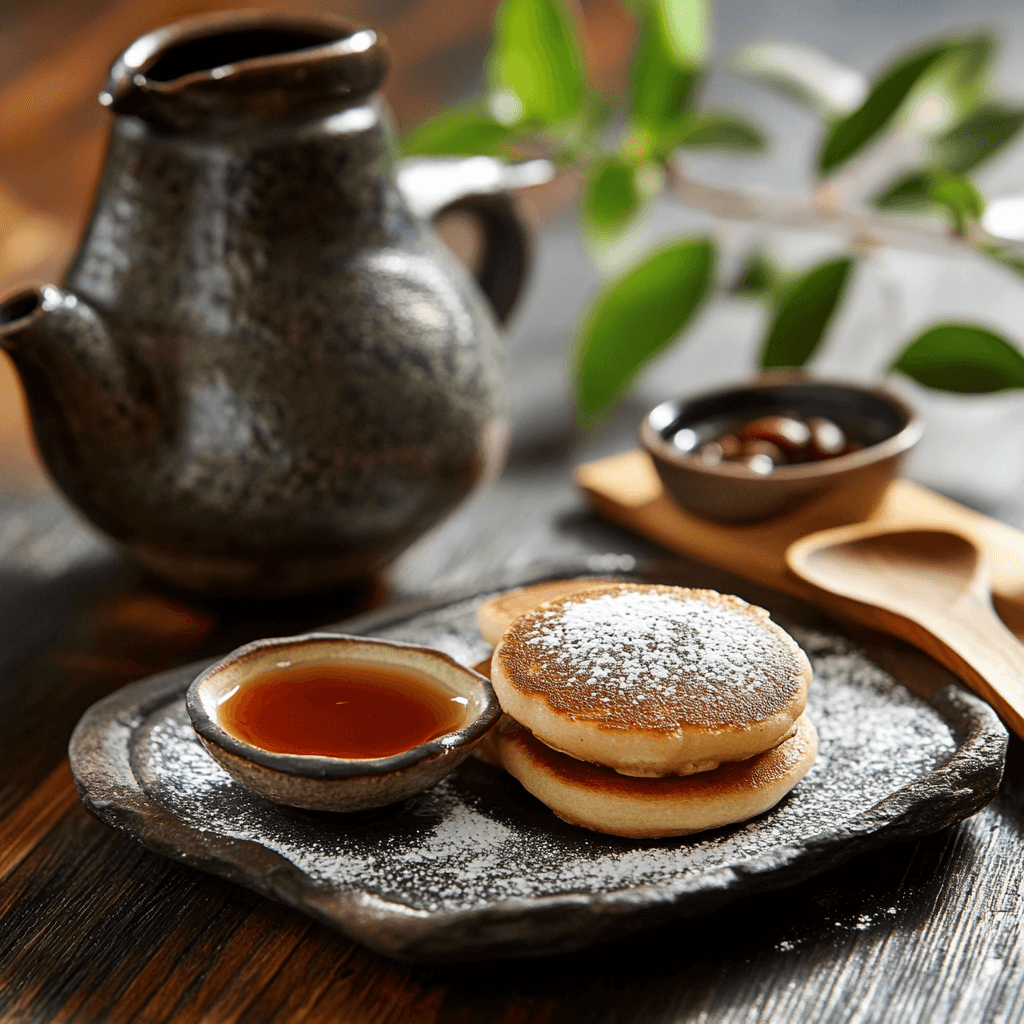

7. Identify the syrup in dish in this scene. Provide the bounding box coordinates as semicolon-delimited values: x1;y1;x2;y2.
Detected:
217;660;468;759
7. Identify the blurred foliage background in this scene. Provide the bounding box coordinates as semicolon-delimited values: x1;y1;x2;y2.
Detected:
402;0;1024;421
4;0;1024;495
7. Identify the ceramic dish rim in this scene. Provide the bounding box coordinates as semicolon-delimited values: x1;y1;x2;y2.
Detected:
185;631;501;780
639;380;924;482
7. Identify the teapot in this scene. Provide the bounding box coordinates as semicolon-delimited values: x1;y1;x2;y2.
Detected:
0;12;546;595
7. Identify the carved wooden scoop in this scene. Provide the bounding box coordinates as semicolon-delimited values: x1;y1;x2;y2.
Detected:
787;524;1024;741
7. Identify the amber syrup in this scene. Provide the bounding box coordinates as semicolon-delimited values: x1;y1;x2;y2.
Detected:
219;661;467;759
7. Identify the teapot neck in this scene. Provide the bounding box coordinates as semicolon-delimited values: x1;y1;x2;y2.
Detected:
103;12;389;132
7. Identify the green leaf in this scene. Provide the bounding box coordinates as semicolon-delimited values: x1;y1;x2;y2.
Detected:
872;97;1024;218
583;158;642;236
573;237;715;422
933;102;1024;174
402;109;514;157
895;34;993;138
735;41;866;119
874;169;984;233
869;36;1005;201
818;42;960;175
927;173;984;233
734;249;785;297
630;2;703;143
489;0;587;124
892;324;1024;392
874;171;934;210
672;111;767;152
936;34;993;104
980;244;1024;280
659;0;709;67
759;257;855;369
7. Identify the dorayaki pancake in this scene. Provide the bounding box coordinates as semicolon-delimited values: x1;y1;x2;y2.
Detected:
476;578;616;647
491;583;812;777
497;714;818;838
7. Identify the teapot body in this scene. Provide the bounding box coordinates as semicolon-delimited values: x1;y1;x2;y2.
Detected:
4;15;525;595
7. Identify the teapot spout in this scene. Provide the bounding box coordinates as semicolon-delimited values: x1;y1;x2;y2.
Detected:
0;285;151;452
1;285;113;377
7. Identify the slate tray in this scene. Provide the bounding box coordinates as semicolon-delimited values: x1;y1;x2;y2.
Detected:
69;563;1008;963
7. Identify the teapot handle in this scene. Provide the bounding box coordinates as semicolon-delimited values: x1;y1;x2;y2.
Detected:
396;157;553;324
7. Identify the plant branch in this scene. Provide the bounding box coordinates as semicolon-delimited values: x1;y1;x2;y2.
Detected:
664;159;1012;262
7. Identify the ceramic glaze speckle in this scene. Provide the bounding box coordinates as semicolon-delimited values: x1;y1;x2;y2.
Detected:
0;12;527;594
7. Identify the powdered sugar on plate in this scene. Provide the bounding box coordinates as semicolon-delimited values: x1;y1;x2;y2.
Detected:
131;602;957;915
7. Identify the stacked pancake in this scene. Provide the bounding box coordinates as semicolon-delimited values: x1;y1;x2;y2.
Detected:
476;581;817;838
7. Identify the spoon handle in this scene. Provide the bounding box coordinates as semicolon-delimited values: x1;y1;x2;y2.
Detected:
917;598;1024;741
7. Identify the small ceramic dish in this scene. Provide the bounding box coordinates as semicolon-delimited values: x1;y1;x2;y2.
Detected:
640;379;923;524
186;632;501;812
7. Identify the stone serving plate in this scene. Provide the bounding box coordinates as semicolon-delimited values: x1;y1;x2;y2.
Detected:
69;563;1007;964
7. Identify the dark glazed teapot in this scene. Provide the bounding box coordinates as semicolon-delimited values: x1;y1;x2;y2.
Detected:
0;12;542;595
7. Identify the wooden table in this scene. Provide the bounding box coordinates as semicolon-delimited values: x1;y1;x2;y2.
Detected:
3;2;1024;1020
2;316;1023;1024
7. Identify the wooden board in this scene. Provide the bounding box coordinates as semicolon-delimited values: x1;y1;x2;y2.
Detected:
575;449;1024;640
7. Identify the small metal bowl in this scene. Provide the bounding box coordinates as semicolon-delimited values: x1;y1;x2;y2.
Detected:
640;379;923;524
186;632;501;812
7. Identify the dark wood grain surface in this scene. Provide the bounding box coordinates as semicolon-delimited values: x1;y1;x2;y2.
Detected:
3;463;1024;1023
3;0;1024;1020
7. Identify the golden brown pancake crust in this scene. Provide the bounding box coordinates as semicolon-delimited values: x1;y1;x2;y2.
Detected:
498;714;818;838
495;583;808;732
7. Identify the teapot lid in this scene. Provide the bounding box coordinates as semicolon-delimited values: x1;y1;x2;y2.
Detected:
103;11;389;130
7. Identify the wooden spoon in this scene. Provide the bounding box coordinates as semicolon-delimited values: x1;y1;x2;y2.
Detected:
786;524;1024;740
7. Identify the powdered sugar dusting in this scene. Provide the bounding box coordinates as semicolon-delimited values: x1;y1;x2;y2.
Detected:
129;600;959;917
500;586;806;729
